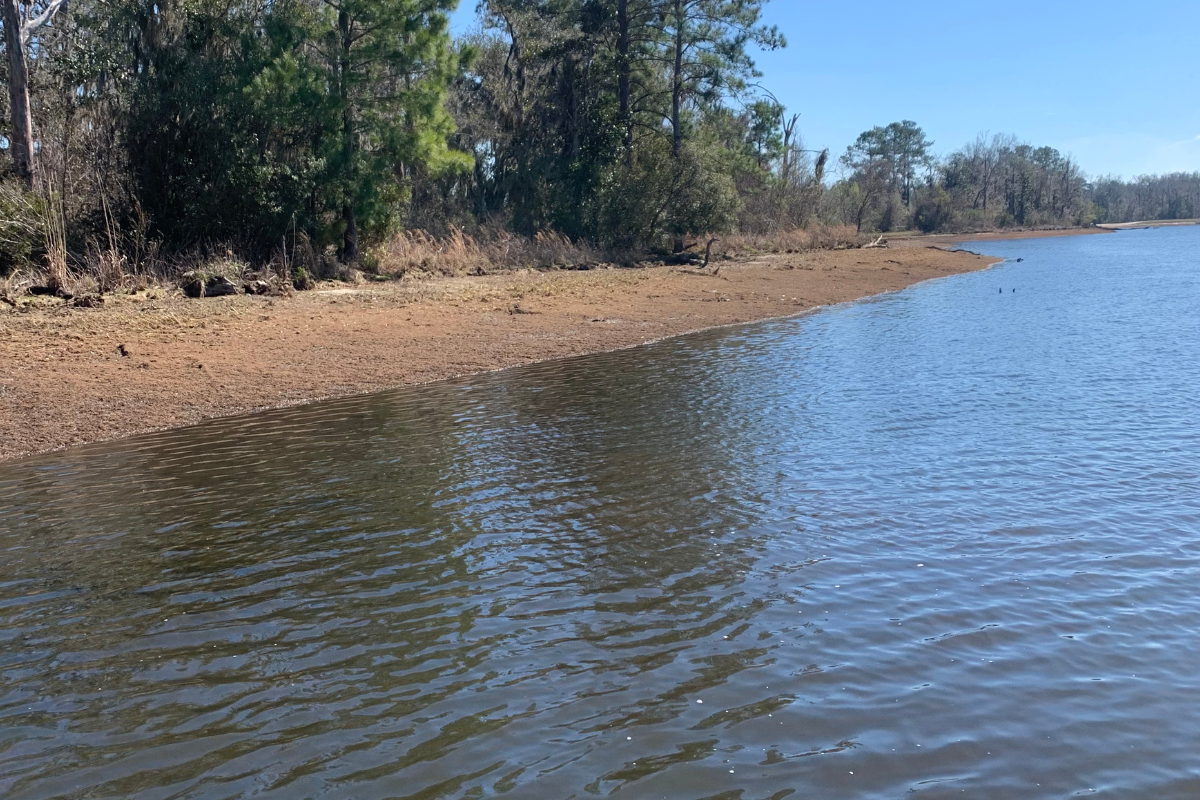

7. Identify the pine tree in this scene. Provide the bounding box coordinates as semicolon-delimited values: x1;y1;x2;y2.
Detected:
304;0;469;259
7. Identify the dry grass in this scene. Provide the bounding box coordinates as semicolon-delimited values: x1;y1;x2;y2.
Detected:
0;270;33;307
1;217;868;310
374;229;603;277
88;247;128;294
41;187;69;292
717;224;865;257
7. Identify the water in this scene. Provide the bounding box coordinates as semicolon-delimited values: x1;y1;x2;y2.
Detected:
2;227;1199;799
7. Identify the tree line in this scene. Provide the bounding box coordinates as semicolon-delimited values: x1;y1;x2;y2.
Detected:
0;0;1194;279
833;128;1199;233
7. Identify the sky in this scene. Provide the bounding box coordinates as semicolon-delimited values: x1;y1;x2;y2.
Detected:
448;1;1200;180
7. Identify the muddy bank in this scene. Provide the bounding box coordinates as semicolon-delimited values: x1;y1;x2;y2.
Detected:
0;247;995;461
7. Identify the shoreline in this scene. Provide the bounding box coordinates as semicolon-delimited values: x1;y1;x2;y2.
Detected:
0;233;1053;463
901;226;1111;245
1096;219;1200;230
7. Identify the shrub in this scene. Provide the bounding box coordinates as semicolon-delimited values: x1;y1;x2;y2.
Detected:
0;181;43;276
912;187;956;233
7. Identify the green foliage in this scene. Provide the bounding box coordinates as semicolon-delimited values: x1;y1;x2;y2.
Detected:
427;0;780;250
0;180;42;274
112;0;466;258
912;186;955;233
592;135;738;250
744;99;784;168
842;120;932;207
122;0;299;251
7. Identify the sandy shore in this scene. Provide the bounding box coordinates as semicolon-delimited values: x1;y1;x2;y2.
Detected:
899;227;1111;245
1096;219;1200;230
0;245;1005;461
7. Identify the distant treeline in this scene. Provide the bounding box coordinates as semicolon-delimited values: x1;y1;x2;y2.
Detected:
836;128;1199;233
1089;173;1200;225
0;0;1194;278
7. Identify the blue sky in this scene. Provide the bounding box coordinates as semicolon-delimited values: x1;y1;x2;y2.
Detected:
449;1;1200;179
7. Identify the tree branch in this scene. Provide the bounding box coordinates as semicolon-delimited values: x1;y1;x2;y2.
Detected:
20;0;68;44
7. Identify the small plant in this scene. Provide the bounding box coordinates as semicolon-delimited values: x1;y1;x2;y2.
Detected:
176;251;248;297
41;186;69;293
91;247;128;294
91;184;128;293
292;266;314;290
717;224;863;257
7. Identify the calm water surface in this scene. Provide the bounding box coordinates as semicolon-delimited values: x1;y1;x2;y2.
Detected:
2;228;1200;799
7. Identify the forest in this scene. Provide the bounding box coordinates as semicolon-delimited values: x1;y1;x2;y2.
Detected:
1;0;1197;289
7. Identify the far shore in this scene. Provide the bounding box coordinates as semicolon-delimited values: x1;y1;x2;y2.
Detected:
895;227;1111;246
1096;219;1200;230
0;224;1146;463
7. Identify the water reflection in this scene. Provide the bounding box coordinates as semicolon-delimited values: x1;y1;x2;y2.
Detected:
3;226;1200;798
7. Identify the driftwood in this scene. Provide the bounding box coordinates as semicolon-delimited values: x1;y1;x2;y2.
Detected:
181;272;240;298
863;235;888;249
675;237;724;277
704;237;720;274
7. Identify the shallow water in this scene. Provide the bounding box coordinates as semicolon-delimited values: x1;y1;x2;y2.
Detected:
2;227;1199;799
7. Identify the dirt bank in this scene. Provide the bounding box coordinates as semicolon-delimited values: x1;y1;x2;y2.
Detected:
0;247;996;461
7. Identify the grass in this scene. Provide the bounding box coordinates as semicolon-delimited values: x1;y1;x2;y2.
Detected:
373;228;604;277
716;225;865;257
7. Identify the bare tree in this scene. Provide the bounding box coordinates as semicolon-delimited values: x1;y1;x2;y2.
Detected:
2;0;68;189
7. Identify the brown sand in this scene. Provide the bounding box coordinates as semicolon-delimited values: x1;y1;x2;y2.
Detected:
0;246;998;462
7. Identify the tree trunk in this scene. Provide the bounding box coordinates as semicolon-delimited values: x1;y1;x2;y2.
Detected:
617;0;631;152
338;8;357;261
670;0;683;161
780;115;797;188
342;201;357;261
3;0;34;190
669;0;684;253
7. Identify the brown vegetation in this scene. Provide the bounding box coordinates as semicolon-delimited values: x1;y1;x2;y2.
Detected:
374;229;605;277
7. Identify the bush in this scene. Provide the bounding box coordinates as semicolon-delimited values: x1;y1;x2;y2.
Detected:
912;187;955;233
592;138;740;251
0;181;44;275
878;195;901;232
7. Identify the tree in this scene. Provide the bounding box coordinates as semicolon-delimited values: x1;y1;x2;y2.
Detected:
654;0;780;250
307;0;468;260
837;157;889;232
744;97;781;169
912;184;954;232
2;0;68;188
610;0;663;153
842;120;932;207
659;0;782;160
